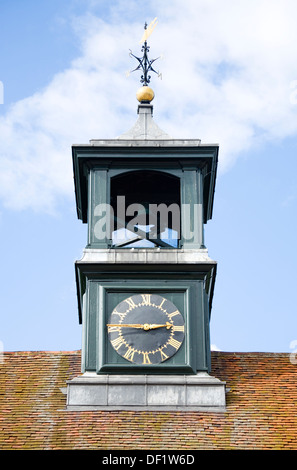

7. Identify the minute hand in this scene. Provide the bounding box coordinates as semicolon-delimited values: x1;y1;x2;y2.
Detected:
107;322;172;330
107;324;144;329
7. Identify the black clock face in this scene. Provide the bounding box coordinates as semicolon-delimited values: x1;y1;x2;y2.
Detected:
107;294;185;365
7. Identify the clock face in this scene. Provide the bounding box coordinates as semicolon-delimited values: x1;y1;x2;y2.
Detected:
107;294;185;365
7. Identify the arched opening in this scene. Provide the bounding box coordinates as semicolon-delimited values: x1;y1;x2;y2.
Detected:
110;170;180;248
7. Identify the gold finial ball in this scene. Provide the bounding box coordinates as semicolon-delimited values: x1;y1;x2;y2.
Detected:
136;86;155;103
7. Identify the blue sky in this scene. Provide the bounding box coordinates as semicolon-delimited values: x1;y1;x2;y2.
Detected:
0;0;296;355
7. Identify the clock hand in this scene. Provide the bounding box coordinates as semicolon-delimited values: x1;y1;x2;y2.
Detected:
149;322;172;330
107;322;173;330
107;324;145;329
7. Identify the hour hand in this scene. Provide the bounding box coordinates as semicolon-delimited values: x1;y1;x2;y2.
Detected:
148;322;172;330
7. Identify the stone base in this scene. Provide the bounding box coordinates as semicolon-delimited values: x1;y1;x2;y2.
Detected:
66;373;226;412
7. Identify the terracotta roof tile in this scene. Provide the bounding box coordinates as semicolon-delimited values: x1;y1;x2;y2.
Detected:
0;350;296;449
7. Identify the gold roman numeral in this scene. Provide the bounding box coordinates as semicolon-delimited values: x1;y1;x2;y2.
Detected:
172;325;185;332
158;298;166;309
142;352;152;364
107;326;121;333
125;297;137;309
167;337;182;350
123;347;135;362
141;294;151;305
111;336;125;351
112;309;126;321
167;310;180;320
159;349;169;361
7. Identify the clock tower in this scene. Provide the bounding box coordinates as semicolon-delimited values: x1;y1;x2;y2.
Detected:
66;21;226;410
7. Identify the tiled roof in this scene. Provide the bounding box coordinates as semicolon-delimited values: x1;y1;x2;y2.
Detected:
0;350;296;450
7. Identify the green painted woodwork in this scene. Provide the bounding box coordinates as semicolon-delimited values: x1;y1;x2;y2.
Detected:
180;169;204;249
87;169;109;248
72;142;218;375
72;145;218;250
75;262;216;375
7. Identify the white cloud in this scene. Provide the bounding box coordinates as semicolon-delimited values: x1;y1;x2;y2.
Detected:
0;18;138;212
154;0;297;165
1;0;297;212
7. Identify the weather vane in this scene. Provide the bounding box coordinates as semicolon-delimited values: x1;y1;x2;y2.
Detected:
127;18;162;87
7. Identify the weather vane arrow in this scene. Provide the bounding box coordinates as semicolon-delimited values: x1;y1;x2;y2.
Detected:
127;18;162;87
139;17;158;44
